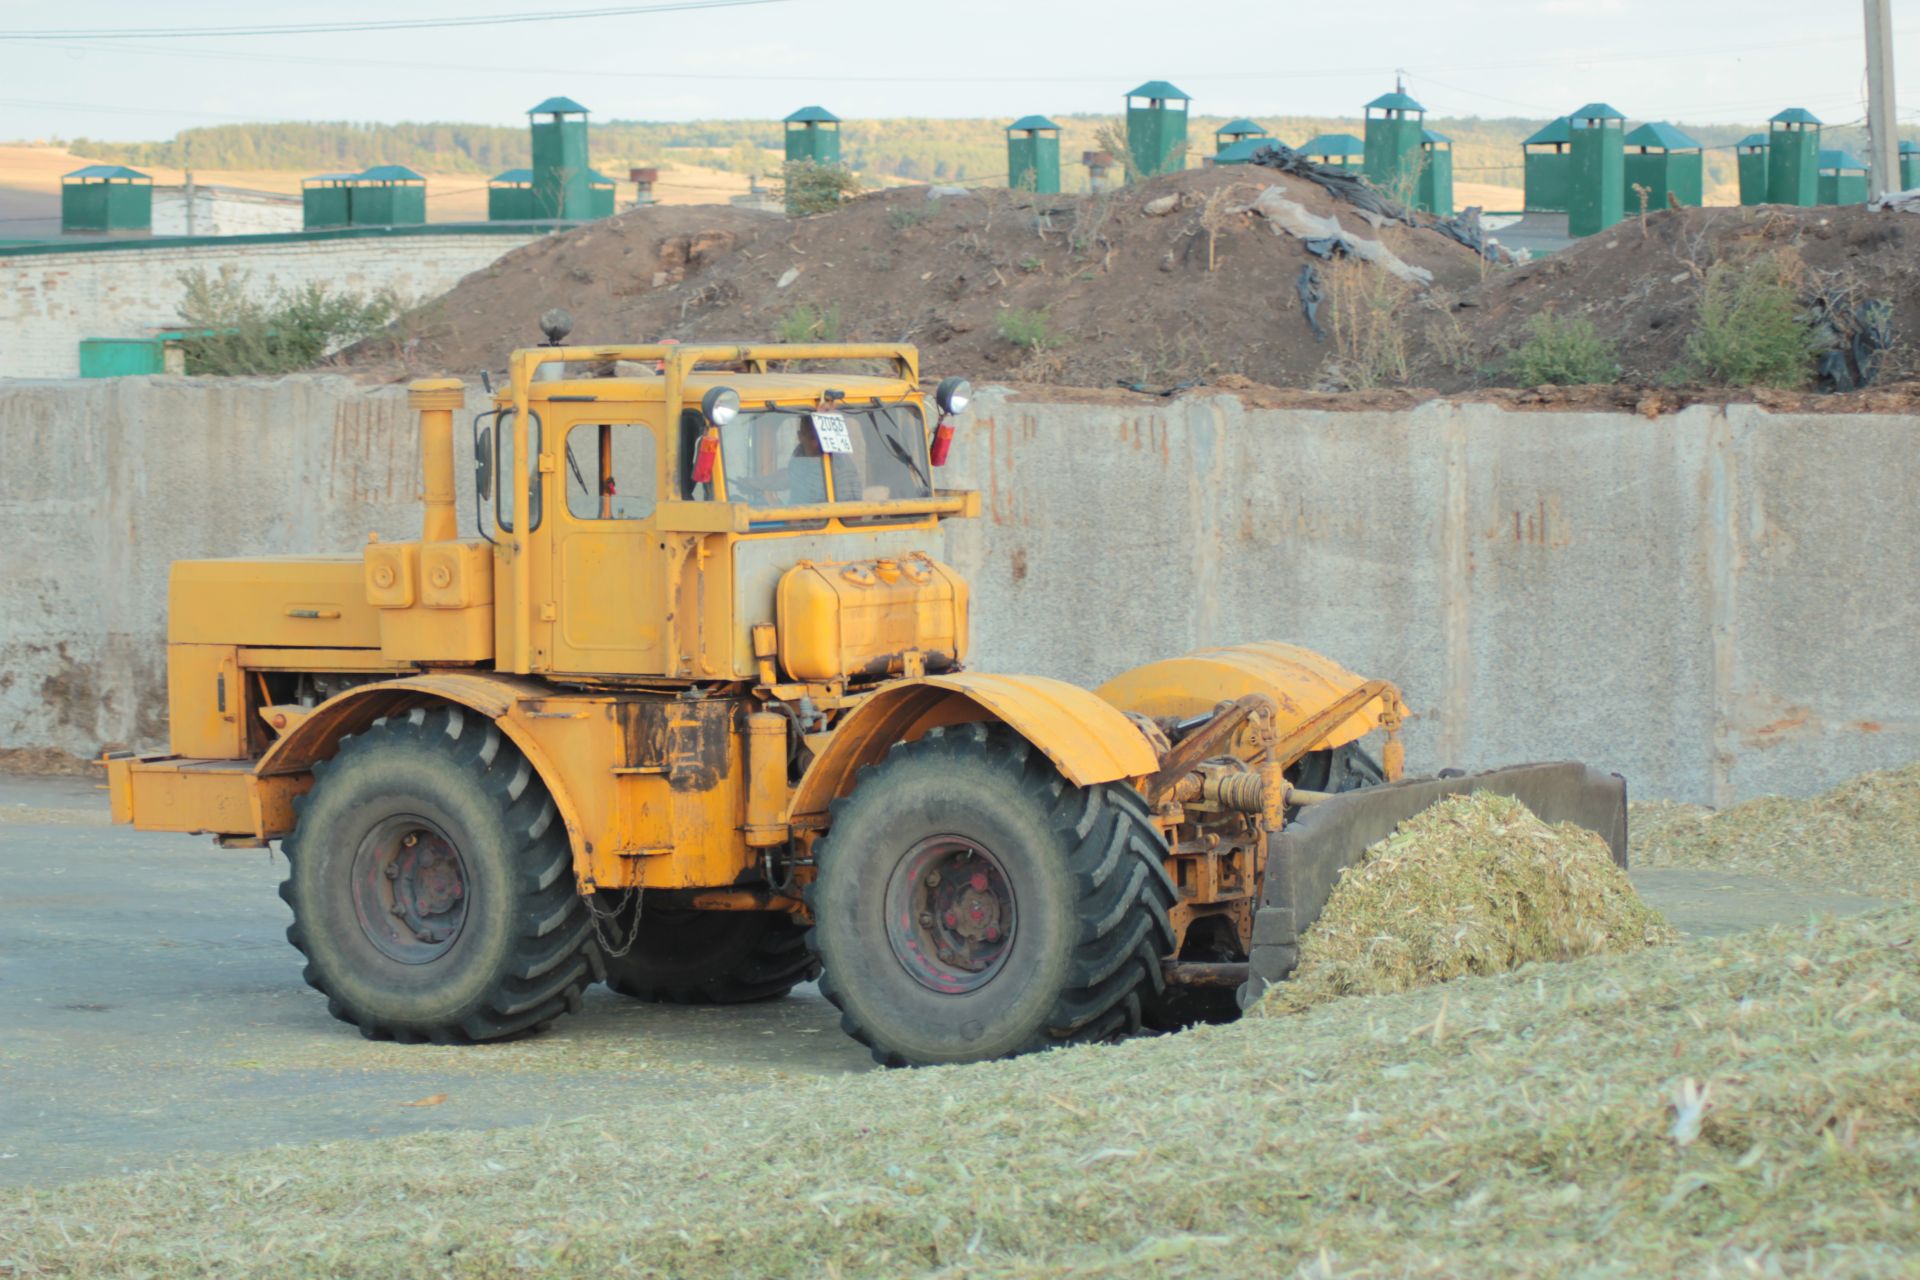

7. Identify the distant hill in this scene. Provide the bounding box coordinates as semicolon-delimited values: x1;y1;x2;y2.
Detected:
64;115;1900;202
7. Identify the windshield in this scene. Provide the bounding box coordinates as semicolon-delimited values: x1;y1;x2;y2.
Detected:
718;404;931;512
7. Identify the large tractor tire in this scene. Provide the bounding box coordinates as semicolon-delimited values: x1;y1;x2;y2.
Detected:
280;706;600;1043
806;722;1177;1067
601;909;819;1005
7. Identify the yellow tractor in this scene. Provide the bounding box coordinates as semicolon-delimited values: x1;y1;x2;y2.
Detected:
108;328;1627;1066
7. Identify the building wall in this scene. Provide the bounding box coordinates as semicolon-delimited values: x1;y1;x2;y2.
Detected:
0;377;1913;806
151;187;304;237
0;229;546;378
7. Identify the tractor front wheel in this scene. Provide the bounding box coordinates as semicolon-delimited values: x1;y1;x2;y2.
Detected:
280;706;600;1043
806;723;1176;1067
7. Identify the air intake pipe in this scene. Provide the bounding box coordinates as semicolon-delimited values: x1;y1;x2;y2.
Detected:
407;378;465;543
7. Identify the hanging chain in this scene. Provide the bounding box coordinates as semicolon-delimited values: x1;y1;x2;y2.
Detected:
583;886;642;959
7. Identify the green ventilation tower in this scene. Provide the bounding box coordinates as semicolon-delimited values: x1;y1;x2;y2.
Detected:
61;165;152;233
1522;118;1573;211
1214;118;1268;157
784;106;842;164
487;169;536;221
301;173;355;229
530;96;594;220
1299;133;1365;171
1735;135;1770;205
1567;103;1626;237
1766;108;1821;206
1006;116;1062;192
1125;81;1190;177
348;166;426;226
1817;149;1869;205
1622;121;1703;211
587;169;617;218
1363;87;1426;195
1901;140;1920;191
1418;130;1453;215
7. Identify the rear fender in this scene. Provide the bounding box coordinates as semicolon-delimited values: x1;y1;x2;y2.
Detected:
789;673;1159;822
255;672;592;878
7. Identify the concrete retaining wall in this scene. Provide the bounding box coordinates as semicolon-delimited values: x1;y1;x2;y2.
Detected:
1;376;1913;805
0;230;544;378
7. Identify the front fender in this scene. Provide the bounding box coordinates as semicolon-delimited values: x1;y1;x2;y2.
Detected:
789;673;1159;822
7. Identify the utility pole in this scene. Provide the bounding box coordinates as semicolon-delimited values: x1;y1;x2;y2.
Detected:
1865;0;1900;197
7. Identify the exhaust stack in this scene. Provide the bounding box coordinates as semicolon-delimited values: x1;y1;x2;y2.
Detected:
408;379;465;543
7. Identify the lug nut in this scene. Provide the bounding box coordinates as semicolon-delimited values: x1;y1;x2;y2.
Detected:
402;833;418;848
390;903;405;917
944;910;957;927
985;926;1000;942
918;912;934;927
970;872;988;892
385;863;400;880
925;871;941;888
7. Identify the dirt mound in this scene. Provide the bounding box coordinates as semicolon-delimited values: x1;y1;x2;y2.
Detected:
1633;763;1920;901
343;165;1494;390
1258;792;1674;1015
1460;203;1920;387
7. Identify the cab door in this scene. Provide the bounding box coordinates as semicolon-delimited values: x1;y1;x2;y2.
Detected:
550;418;671;675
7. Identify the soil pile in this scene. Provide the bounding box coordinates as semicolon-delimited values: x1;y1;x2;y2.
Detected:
342;164;1494;390
1463;204;1920;387
1633;763;1920;901
1259;792;1675;1015
9;906;1915;1277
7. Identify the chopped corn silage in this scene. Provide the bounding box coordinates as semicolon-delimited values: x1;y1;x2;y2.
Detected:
5;909;1917;1279
1633;763;1920;902
1259;791;1676;1016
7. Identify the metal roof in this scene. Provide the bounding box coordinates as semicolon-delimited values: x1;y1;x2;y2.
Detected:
356;165;425;183
1212;138;1275;164
1126;80;1190;100
1007;115;1062;133
1736;133;1769;149
1216;118;1267;137
528;96;589;115
784;105;840;123
63;164;150;181
1770;107;1822;125
1422;129;1452;146
1523;117;1572;146
1299;132;1365;156
1624;121;1702;151
490;168;534;185
1903;140;1920;155
1818;148;1867;172
1365;90;1426;113
1570;102;1625;120
586;169;617;186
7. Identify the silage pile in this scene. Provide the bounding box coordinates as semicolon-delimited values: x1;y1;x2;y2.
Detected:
1633;762;1920;902
1260;791;1676;1015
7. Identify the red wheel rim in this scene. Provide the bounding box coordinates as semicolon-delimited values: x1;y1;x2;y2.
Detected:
349;814;470;965
883;835;1016;994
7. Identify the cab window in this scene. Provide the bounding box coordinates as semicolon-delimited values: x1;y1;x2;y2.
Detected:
563;423;657;520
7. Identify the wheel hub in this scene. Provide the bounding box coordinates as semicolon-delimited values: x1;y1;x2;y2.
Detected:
350;816;470;964
884;836;1015;994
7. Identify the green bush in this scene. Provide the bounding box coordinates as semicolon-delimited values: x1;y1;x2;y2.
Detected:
775;302;844;343
1683;254;1818;389
1506;313;1620;386
996;308;1065;351
175;267;401;375
781;160;861;216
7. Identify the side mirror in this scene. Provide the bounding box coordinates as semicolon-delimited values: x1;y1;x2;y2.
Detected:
472;412;496;501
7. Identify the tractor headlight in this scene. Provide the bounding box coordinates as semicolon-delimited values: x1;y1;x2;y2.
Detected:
934;376;973;416
701;386;741;427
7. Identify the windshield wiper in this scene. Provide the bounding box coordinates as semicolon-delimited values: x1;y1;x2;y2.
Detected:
873;406;930;491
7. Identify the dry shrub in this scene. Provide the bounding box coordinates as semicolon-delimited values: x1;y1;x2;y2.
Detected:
1633;762;1920;902
1683;249;1820;388
1259;792;1676;1015
1323;257;1414;389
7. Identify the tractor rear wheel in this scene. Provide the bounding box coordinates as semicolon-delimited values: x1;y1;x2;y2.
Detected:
601;908;819;1004
280;706;600;1043
806;722;1177;1067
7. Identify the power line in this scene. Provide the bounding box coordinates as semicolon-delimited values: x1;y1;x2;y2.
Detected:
0;1;783;41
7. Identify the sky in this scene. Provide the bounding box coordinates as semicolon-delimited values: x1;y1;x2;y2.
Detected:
0;0;1910;142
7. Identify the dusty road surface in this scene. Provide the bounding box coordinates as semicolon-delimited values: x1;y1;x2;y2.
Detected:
0;774;1891;1189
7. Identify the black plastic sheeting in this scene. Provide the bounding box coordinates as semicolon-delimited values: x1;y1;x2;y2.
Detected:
1297;263;1327;341
1430;209;1504;262
1248;143;1415;226
1809;292;1894;392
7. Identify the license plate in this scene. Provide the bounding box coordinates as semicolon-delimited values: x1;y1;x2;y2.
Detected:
811;412;854;454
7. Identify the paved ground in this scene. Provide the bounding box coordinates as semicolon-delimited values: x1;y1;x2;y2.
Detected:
0;775;1892;1190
